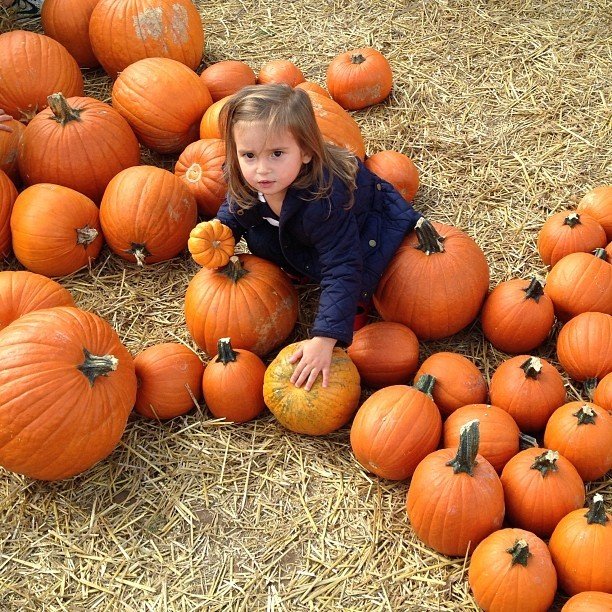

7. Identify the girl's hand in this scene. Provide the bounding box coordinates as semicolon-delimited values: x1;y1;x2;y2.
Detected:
0;110;13;133
289;336;337;391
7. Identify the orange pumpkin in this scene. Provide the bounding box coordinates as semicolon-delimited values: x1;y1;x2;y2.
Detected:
200;60;256;102
263;343;360;435
364;150;419;202
258;59;305;87
188;220;235;269
0;117;25;183
577;185;612;240
199;96;230;140
295;81;330;98
0;169;18;259
593;372;612;410
562;591;612;611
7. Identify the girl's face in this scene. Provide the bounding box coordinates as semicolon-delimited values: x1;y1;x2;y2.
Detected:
233;121;312;209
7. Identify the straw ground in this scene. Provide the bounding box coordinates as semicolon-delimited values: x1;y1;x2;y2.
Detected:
0;0;610;610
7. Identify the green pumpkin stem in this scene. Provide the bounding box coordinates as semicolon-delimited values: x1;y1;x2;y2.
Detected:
530;449;559;477
519;432;538;450
445;419;480;476
520;356;542;379
127;243;150;267
414;373;436;396
523;277;544;302
220;255;249;282
563;212;581;228
592;247;607;261
77;348;118;386
415;217;445;255
507;539;531;567
584;493;608;526
216;337;238;364
76;225;99;247
47;92;82;126
573;404;597;425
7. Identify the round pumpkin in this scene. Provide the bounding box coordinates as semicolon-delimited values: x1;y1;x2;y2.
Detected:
41;0;100;67
364;150;419;203
577;185;612;241
593;372;612;411
500;448;585;538
175;138;226;217
199;96;230;140
185;254;298;357
549;494;612;595
112;57;212;154
0;30;83;122
543;402;612;482
350;375;442;480
99;165;197;266
0;169;18;259
200;60;256;102
480;277;555;353
562;591;612;612
89;0;204;78
202;337;266;423
489;355;566;433
263;342;360;435
134;342;204;420
374;218;490;340
0;306;136;480
295;81;330;98
346;321;419;388
11;183;103;277
0;270;75;332
406;420;505;557
188;220;235;269
257;59;305;87
413;351;487;417
0;116;25;183
18;93;141;203
326;47;393;110
468;528;557;612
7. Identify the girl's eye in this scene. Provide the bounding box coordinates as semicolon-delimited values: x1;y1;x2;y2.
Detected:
243;152;255;159
272;151;283;158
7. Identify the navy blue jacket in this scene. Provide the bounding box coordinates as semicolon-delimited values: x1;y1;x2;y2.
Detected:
216;160;422;346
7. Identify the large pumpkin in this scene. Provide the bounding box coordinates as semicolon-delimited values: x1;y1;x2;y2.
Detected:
374;218;489;340
263;342;360;435
0;30;83;121
99;165;197;266
200;60;256;102
112;57;212;154
0;117;25;183
577;185;612;240
364;150;419;202
0;169;18;259
185;255;298;357
18;93;141;203
89;0;204;78
0;306;136;480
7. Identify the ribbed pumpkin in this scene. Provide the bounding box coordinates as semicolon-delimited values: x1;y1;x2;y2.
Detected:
593;372;612;410
413;351;487;417
112;58;212;154
549;494;612;595
0;306;137;480
18;93;141;203
185;255;298;357
577;185;612;240
543;402;612;482
326;47;393;110
374;218;489;340
468;529;557;612
263;343;360;435
537;211;606;268
174;138;226;217
202;337;266;423
0;30;83;121
406;420;505;557
489;355;566;433
0;169;18;259
350;375;442;480
0;270;75;331
134;343;204;420
0;117;25;182
346;321;419;388
89;0;204;78
200;60;256;102
100;165;197;266
188;220;235;269
306;91;366;160
364;150;419;202
199;96;230;140
500;448;585;538
257;59;305;87
41;0;100;67
480;277;555;353
11;183;103;277
544;249;612;321
562;591;612;611
443;404;520;473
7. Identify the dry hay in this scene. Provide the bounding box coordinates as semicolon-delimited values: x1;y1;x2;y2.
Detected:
1;0;611;610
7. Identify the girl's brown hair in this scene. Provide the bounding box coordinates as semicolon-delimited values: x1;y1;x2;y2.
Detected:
220;84;358;210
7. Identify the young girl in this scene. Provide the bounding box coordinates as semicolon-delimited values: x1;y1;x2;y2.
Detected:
214;84;421;392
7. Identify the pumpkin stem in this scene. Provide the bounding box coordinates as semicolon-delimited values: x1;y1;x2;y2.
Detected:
77;348;118;386
414;373;436;396
350;53;367;65
523;277;544;302
520;356;542;379
127;243;150;267
216;337;238;364
519;432;538;450
584;377;598;400
563;212;581;228
584;493;608;526
219;255;248;282
530;449;559;477
572;404;597;425
47;92;82;126
507;539;531;567
445;419;480;476
592;247;608;261
415;217;445;255
76;225;99;247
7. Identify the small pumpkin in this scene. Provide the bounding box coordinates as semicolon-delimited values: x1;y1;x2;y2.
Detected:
577;185;612;241
134;343;204;420
593;372;612;410
202;337;266;423
263;343;360;435
364;150;419;202
257;59;305;87
350;375;442;480
188;220;235;269
562;591;612;612
0;169;18;259
0;116;25;182
200;60;256;102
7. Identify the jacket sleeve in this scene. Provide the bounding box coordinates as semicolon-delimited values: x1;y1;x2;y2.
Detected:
215;197;246;243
